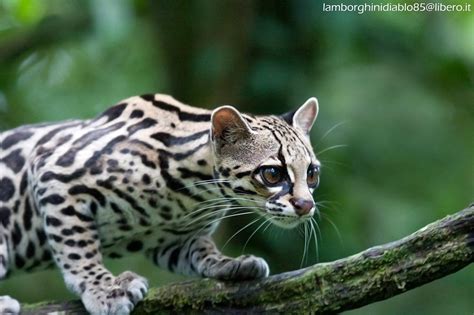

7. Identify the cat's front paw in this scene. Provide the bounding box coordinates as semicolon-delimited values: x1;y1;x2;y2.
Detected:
0;296;20;314
211;255;270;281
81;271;148;315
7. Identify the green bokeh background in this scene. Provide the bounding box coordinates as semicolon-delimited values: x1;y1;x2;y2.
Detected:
0;0;473;314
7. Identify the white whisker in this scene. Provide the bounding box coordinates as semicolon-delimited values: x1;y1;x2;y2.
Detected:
262;219;273;234
316;144;348;156
190;211;256;240
320;213;343;246
177;179;231;191
222;217;263;250
185;205;264;227
316;121;348;144
300;222;308;268
309;218;320;262
242;216;272;254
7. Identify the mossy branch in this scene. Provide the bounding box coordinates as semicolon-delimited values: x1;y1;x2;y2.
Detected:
23;204;473;314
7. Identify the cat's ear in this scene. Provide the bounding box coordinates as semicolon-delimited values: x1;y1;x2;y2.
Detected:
211;106;253;143
283;97;319;135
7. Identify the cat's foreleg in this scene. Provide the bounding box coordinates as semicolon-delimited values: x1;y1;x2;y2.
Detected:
150;235;269;280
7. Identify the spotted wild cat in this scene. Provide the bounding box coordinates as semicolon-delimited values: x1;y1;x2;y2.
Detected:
0;94;320;314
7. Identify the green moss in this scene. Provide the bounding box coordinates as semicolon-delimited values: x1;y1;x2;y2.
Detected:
21;300;57;310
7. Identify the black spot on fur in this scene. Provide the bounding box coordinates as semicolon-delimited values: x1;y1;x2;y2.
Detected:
1;131;33;150
141;96;211;122
68;253;81;260
50;234;63;243
61;228;74;236
12;222;22;247
126;240;143;252
235;170;251;179
130;109;144;119
160;211;173;221
0;177;15;202
46;216;63;227
150;130;208;147
73;226;86;233
36;228;47;246
177;167;213;181
168;247;181;270
42;250;52;261
69;185;106;206
79;281;86;293
19;172;28;195
22;200;34;230
0;207;11;228
119;225;132;231
1;149;25;173
148;198;158;208
40;168;87;183
128;150;156;169
57;122;125;167
95;272;107;280
15;254;25;269
95;103;127;124
26;241;35;258
60;206;76;216
109;252;122;259
218;167;230;177
127;118;157;135
110;202;123;215
37;125;67;146
142;174;151;185
233;186;257;195
85;251;97;259
108;187;149;218
39;194;65;206
90;202;98;215
65;239;76;246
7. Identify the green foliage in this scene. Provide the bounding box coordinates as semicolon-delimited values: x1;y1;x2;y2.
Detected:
0;1;472;314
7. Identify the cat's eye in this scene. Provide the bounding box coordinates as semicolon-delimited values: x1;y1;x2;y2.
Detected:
307;165;320;188
260;166;285;186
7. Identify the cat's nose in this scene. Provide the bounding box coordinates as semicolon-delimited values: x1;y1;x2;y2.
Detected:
290;198;314;216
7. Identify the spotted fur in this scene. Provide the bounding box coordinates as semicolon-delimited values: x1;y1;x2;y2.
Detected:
0;94;320;314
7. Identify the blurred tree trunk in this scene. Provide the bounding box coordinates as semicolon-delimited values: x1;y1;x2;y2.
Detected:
22;204;473;314
151;0;255;107
150;0;319;113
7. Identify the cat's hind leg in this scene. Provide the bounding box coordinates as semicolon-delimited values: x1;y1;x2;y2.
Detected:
40;198;148;315
0;235;21;315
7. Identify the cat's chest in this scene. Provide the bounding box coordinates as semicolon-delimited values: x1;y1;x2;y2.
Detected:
94;178;226;243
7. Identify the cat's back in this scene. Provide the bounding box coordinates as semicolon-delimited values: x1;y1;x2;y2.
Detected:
1;93;212;171
0;94;214;272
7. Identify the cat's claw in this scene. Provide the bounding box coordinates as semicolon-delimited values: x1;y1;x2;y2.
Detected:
81;271;148;315
212;255;270;281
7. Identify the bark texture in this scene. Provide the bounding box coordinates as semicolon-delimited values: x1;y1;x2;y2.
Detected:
23;204;474;314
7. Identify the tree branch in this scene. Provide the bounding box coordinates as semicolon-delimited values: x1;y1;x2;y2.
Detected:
23;204;473;314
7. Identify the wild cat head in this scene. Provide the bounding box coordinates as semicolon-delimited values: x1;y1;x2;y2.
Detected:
210;98;320;229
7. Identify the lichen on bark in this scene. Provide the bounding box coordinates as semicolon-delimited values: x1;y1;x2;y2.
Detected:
22;204;473;315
